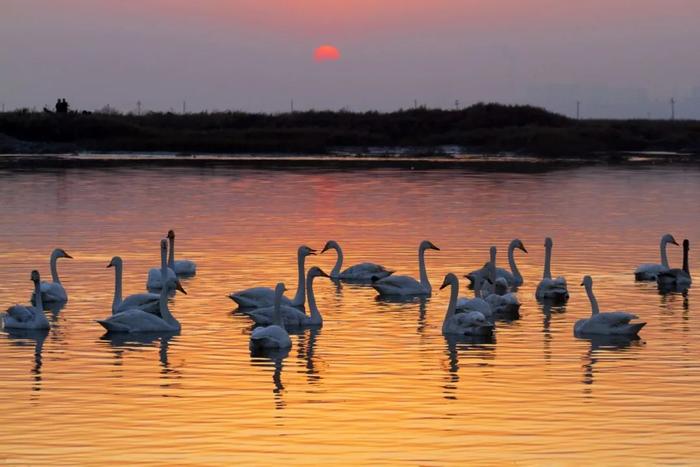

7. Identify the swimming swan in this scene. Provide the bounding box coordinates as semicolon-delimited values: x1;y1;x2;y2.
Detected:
635;233;678;281
146;237;178;291
440;273;494;336
33;248;72;303
575;275;646;336
372;240;440;298
230;245;316;309
481;247;521;320
657;239;692;288
249;283;293;350
466;239;527;288
3;271;50;330
108;256;159;315
321;240;393;283
456;274;493;318
535;237;569;302
99;239;186;333
243;267;328;327
167;230;197;276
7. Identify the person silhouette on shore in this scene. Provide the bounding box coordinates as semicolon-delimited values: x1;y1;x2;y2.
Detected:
55;98;69;114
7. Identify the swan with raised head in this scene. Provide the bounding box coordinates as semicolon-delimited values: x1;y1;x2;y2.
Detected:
99;239;186;333
3;271;50;330
466;239;527;288
481;247;521;319
372;240;440;298
657;239;692;288
108;256;159;315
230;245;316;309
575;276;645;336
321;240;393;283
32;248;72;303
440;273;494;336
635;233;678;281
167;230;197;276
249;283;293;350
243;267;329;327
146;238;177;291
535;237;569;302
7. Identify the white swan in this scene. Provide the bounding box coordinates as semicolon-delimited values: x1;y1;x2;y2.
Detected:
481;247;521;319
167;230;197;276
657;239;692;288
372;240;440;298
456;274;493;318
440;273;494;336
99;239;186;333
243;267;328;327
3;271;50;330
535;237;569;301
321;240;393;283
32;248;72;303
146;237;178;290
466;239;527;287
249;283;292;350
635;233;678;281
229;245;316;309
108;256;159;315
575;276;646;336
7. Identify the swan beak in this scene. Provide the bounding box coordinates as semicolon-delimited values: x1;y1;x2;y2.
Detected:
439;279;450;290
520;246;528;253
106;261;113;268
308;248;318;256
176;281;187;295
318;269;330;278
65;253;74;259
431;245;441;251
320;246;329;254
580;281;585;286
672;240;679;246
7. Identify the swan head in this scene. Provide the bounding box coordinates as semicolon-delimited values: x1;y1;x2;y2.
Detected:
175;280;187;295
167;230;175;240
514;239;527;253
30;270;40;283
420;240;440;252
544;237;553;248
684;239;690;251
54;248;73;259
580;275;593;287
160;238;168;251
274;282;288;296
307;266;330;279
320;241;339;254
439;273;458;290
662;234;678;246
106;256;122;268
299;245;317;257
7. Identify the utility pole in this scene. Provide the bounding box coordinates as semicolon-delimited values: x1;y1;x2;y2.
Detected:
182;100;187;115
576;100;581;120
137;100;142;116
455;99;460;111
670;98;675;121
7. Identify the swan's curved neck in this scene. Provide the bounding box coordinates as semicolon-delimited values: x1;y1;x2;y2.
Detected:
660;238;671;269
50;250;61;284
330;245;343;278
543;243;552;280
683;243;690;274
418;247;431;293
442;279;458;333
168;237;175;269
508;242;522;283
159;249;177;326
306;275;322;325
489;249;497;282
585;282;600;315
293;251;307;306
33;279;43;312
112;261;123;313
473;275;482;298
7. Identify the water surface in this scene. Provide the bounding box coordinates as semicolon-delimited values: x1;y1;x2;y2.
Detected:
0;164;699;465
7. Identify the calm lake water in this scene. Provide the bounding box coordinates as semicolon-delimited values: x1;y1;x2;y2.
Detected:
1;162;699;465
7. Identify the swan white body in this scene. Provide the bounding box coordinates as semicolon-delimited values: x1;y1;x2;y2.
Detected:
99;240;184;333
481;248;521;319
250;283;292;350
441;273;493;336
575;276;645;336
321;240;393;283
3;271;50;330
108;256;159;315
243;267;328;327
230;246;316;309
657;239;692;288
467;239;527;288
455;274;493;318
168;230;197;276
635;234;678;281
146;265;177;291
372;240;439;298
536;237;569;301
33;248;72;303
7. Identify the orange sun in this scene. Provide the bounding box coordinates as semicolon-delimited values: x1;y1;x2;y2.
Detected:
314;45;341;62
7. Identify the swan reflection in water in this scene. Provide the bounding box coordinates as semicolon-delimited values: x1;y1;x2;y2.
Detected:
3;329;49;395
250;346;290;411
375;296;430;336
541;301;567;364
442;334;495;401
579;334;644;394
101;332;181;383
293;327;322;385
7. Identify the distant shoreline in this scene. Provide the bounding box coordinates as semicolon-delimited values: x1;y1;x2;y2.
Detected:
1;103;699;160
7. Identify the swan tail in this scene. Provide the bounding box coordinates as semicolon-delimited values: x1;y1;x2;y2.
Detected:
97;319;130;333
628;322;646;335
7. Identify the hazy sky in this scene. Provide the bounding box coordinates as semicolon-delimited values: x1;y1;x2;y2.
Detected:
2;0;700;117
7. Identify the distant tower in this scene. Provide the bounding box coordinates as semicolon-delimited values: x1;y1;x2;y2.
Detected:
670;98;676;121
182;100;187;114
576;100;581;120
137;100;142;116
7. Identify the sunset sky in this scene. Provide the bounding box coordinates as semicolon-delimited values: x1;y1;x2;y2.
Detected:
2;0;700;117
